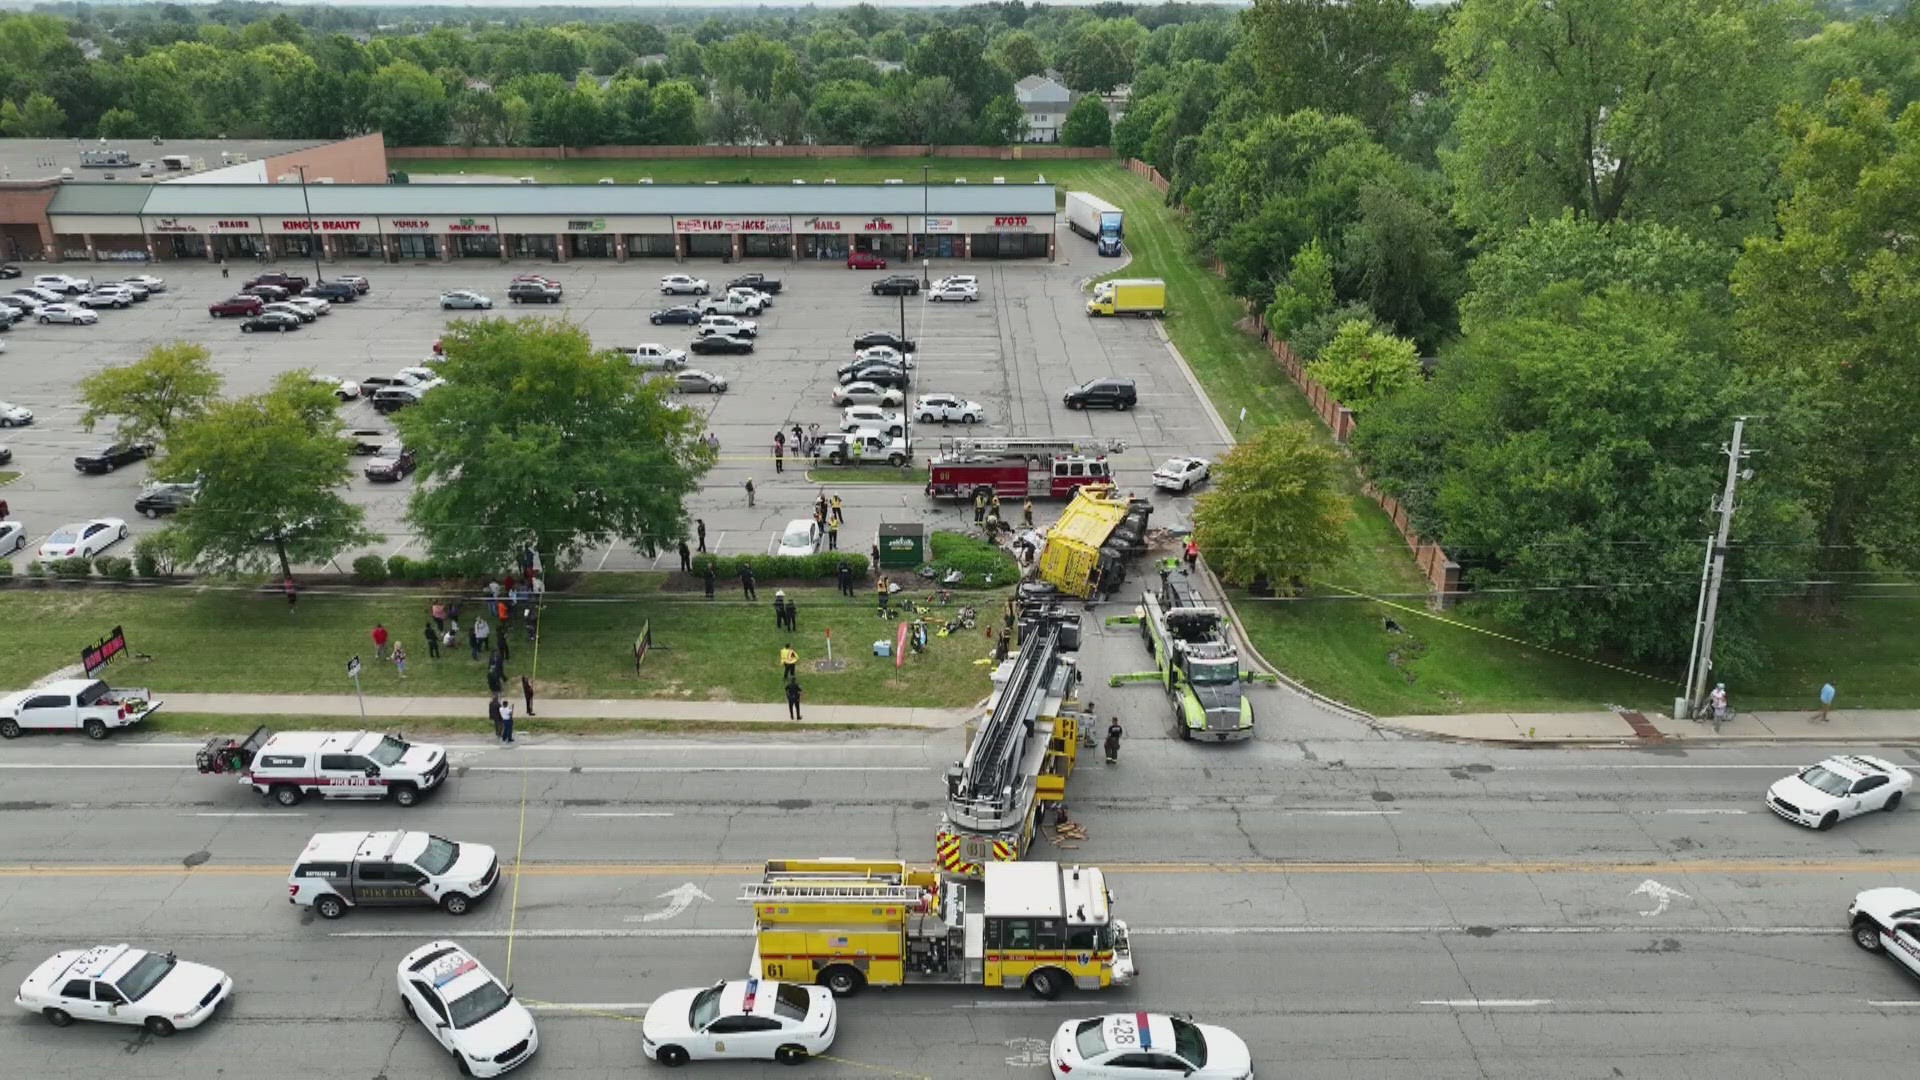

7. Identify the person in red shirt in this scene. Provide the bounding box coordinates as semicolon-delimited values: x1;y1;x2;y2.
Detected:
371;623;390;659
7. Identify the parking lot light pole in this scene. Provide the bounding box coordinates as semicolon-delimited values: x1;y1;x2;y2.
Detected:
292;163;323;284
899;290;911;462
921;164;931;288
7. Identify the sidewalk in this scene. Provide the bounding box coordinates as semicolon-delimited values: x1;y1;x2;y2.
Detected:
1379;709;1920;745
161;693;972;730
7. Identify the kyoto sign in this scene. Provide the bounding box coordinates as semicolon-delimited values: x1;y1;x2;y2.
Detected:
675;217;792;234
991;215;1032;232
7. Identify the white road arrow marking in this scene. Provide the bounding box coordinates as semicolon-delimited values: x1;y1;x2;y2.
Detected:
625;882;712;923
1632;879;1691;917
1004;1037;1051;1067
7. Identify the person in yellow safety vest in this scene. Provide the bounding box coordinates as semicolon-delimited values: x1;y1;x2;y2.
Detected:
973;489;987;523
851;438;863;463
1022;498;1034;528
830;494;843;524
780;644;798;680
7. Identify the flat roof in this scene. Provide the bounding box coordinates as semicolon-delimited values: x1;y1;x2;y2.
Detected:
0;138;328;185
983;861;1064;919
49;181;1058;219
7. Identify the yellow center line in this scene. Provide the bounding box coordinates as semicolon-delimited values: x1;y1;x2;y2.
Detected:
4;858;1920;878
505;770;529;982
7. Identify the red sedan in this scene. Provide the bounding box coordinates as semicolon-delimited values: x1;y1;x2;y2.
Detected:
208;295;264;318
847;251;888;270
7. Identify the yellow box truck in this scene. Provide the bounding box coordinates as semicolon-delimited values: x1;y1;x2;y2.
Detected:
1086;278;1166;318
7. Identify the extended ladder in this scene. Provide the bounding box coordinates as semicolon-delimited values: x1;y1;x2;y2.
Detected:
935;436;1127;459
741;882;927;904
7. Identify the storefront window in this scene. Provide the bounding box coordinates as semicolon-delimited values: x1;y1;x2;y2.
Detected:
219;235;265;260
393;235;441;260
970;233;1050;259
568;234;614;258
510;234;557;260
801;234;848;261
684;233;731;258
283;236;320;259
167;235;209;260
335;235;382;259
625;234;675;257
458;235;501;258
740;234;791;258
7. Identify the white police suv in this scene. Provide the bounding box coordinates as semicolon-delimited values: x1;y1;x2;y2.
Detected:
397;940;538;1076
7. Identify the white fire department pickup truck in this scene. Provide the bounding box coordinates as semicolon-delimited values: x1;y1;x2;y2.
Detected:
0;679;159;740
201;728;450;807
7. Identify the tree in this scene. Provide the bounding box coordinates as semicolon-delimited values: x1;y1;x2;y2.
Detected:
394;318;712;573
1059;18;1146;94
992;30;1048;79
1305;321;1421;415
1;92;67;136
976;93;1027;145
157;375;377;579
96;107;142;139
869;28;910;63
1264;240;1335;343
77;342;222;444
1059;95;1112;148
1441;0;1797;241
1239;0;1441;138
648;80;702;144
369;59;449;145
1192;422;1352;591
1732;80;1920;577
1460;212;1736;336
703;85;757;145
1353;288;1810;671
909;27;1013;113
1336;183;1463;351
902;76;966;146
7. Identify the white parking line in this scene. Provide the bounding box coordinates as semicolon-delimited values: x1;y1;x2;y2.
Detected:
1421;999;1552;1008
527;1001;653;1013
182;812;304;818
332;928;751;940
951;1000;1105;1010
466;765;927;774
573;812;675;818
1655;809;1748;815
1286;809;1401;816
1866;1000;1920;1007
595;541;622;571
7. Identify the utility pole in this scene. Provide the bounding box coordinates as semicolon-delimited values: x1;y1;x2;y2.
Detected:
1679;418;1749;719
292;163;323;284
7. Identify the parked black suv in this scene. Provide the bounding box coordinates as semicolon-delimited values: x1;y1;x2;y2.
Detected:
871;275;920;296
305;280;358;301
134;481;199;518
853;331;915;352
837;361;911;388
1063;378;1137;410
75;441;156;474
509;281;562;304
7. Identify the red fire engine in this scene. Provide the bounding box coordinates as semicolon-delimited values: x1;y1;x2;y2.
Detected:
924;436;1130;501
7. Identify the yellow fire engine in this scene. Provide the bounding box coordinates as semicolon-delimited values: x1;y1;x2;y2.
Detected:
743;858;1134;999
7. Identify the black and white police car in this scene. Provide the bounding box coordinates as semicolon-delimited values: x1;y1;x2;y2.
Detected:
1766;754;1912;830
1850;887;1920;979
289;830;500;919
397;941;538;1077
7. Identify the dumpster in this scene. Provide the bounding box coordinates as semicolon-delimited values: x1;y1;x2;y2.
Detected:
876;522;927;570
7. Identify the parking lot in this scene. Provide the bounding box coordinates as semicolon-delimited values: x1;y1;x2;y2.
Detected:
0;229;1231;569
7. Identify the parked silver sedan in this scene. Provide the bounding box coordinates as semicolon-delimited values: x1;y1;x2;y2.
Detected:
439;290;493;310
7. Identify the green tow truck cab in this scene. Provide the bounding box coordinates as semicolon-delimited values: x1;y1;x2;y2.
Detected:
1139;575;1254;742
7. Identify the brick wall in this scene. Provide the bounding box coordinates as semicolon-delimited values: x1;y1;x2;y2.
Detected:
265;133;391;184
386;144;1113;162
0;180;59;261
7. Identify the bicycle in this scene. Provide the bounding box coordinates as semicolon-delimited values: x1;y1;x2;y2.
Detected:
1691;700;1734;733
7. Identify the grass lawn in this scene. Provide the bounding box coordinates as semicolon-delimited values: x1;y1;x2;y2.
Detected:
807;465;929;484
0;470;20;486
0;574;1002;707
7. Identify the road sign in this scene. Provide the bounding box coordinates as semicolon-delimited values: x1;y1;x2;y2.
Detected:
346;656;361;679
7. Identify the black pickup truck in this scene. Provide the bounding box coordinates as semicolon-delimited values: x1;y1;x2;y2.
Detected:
725;273;783;294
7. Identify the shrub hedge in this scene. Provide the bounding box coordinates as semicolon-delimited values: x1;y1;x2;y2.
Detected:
52;556;93;579
927;531;1018;588
689;552;867;582
96;556;134;580
352;554;388;582
0;559;11;579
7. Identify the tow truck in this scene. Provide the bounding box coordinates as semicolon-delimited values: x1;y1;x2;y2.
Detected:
924;436;1127;502
937;609;1085;877
1140;572;1255;742
744;858;1132;999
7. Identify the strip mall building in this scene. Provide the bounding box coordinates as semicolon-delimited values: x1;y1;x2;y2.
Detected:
0;135;1058;265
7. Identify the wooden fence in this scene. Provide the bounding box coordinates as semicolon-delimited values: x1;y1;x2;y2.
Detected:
388;144;1114;162
1125;157;1170;193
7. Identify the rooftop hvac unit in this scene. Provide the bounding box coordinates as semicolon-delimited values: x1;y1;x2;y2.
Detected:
993;177;1005;184
638;178;654;184
954;178;968;184
276;172;299;184
314;177;334;184
823;178;836;184
598;177;615;184
792;179;806;184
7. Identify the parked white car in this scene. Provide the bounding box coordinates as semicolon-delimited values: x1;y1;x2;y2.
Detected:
1767;754;1911;830
38;518;128;559
642;978;837;1067
832;381;905;408
854;345;915;369
0;520;24;556
928;281;979;302
119;274;166;293
1049;1013;1253;1080
314;376;361;400
75;286;135;309
1152;457;1212;492
914;394;983;424
695;313;758;337
33;273;90;295
701;292;765;316
774;519;818;557
440;290;493;310
0;678;159;740
397;941;538;1077
661;274;710;295
618;343;687;370
932;275;978;291
285;296;331;316
841;405;904;436
0;400;33;426
15;944;232;1036
729;286;774;309
38;303;98;325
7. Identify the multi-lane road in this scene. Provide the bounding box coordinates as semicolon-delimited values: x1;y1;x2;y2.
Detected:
3;714;1917;1078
